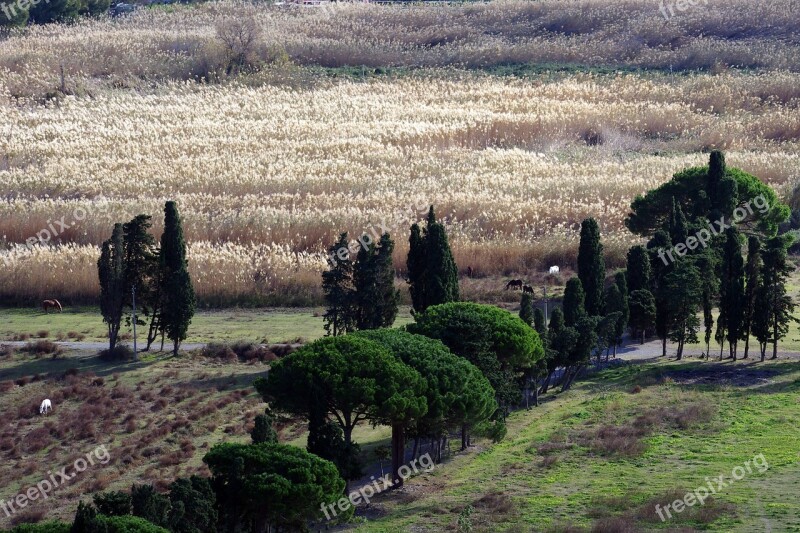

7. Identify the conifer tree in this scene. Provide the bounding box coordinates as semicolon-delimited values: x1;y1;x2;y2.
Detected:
604;283;626;357
562;277;586;328
533;307;546;338
718;227;745;360
123;215;159;350
519;292;534;326
98;223;125;351
669;197;689;246
354;233;399;330
648;230;673;356
614;271;629;337
626;245;652;293
628;289;656;344
322;233;355;336
753;236;796;361
695;250;719;356
159;201;195;356
577;218;605;316
406;206;459;313
741;236;762;359
664;259;703;359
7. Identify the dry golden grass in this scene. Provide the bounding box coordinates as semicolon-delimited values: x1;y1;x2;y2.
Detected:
1;72;799;304
1;0;800;305
1;0;799;98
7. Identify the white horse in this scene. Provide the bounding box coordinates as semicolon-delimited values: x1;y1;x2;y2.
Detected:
549;265;560;274
39;399;52;415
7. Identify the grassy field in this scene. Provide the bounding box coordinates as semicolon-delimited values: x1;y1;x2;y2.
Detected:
350;358;800;532
2;346;799;531
0;307;414;345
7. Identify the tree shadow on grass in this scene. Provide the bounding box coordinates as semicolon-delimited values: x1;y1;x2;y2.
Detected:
0;351;153;382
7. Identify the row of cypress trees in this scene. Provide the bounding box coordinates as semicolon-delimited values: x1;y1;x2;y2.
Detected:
98;201;195;357
321;232;400;336
322;206;460;336
623;151;795;361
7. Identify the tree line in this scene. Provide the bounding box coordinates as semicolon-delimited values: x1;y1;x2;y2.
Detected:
623;151;794;361
97;201;195;358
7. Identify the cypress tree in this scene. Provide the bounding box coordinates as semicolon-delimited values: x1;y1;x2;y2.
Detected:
374;233;400;328
628;289;656;344
753;236;796;361
562;277;586;328
648;230;673;356
577;218;605;316
426;208;459;306
353;233;399;330
669;197;689;246
322;233;355;336
98;223;125;351
664;259;703;360
159;201;195;356
533;307;546;338
695;250;719;356
718;227;745;360
407;223;426;313
519;292;534;326
626;245;652;293
406;206;459;313
741;236;762;359
123;215;159;346
614;271;629;335
603;284;625;357
251;411;278;444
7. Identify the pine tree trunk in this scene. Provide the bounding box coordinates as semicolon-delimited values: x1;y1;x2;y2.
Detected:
461;424;467;451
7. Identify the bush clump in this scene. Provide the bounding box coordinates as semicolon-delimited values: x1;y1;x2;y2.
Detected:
19;340;63;357
99;345;136;362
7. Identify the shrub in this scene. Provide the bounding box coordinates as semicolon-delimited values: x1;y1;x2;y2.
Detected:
99;345;136;362
37;330;49;338
9;520;70;532
94;491;132;517
20;340;62;357
9;509;47;527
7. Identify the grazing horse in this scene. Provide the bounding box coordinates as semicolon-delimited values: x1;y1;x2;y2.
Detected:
523;285;534;294
42;300;62;314
505;279;523;291
40;399;52;415
549;266;560;275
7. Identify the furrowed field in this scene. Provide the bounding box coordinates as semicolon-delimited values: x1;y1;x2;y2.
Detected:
2;73;799;305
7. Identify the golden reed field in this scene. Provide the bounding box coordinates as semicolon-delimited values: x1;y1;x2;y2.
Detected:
1;0;800;306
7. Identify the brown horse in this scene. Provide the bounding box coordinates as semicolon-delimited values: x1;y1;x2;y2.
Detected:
505;279;523;291
522;285;534;294
42;300;62;314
